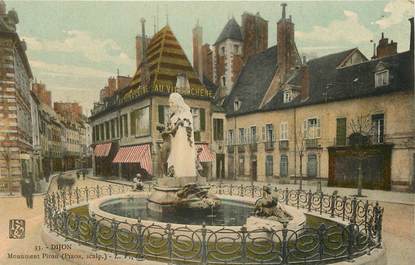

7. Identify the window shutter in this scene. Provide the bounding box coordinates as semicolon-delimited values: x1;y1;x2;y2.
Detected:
158;105;164;124
303;120;307;139
200;108;205;131
317;118;321;138
262;126;265;142
130;111;136;135
219;120;223;140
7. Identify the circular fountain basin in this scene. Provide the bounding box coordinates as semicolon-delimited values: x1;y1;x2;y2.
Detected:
89;192;306;234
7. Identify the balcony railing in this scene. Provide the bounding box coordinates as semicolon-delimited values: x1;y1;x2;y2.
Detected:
279;140;289;150
265;141;275;151
305;138;319;149
333;134;384;147
237;144;245;153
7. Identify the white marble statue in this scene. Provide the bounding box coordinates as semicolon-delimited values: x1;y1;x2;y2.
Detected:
166;93;196;178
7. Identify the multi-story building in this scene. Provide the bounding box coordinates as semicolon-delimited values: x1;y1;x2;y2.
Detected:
89;22;216;180
0;2;34;192
222;5;414;191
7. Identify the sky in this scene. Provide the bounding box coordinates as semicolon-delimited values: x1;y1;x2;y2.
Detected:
5;0;414;115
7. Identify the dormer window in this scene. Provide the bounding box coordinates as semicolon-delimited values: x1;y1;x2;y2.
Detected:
234;99;241;111
221;46;226;56
233;44;239;54
283;90;292;103
375;70;389;87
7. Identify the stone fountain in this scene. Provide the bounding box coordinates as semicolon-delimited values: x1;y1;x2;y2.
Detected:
148;92;219;213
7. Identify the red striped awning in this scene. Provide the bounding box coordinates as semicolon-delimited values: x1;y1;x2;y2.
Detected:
94;143;112;157
196;144;215;162
113;144;152;174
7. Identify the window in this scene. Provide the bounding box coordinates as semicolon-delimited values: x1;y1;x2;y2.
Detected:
280;122;288;140
115;118;119;138
136;107;150;137
213;119;224;141
233;99;241;111
280;155;288;177
239;128;245;144
336;118;347;145
158;105;170;125
221;46;225;55
304;118;320;139
110;119;115;139
123;115;128;137
375;70;389;87
250;126;257;143
228;129;234;145
233;44;239;54
222;76;226;88
265;155;273;177
372;114;384;143
307;154;317;177
119;117;123;138
105;122;110;140
283;90;292;103
239;155;245;175
265;124;274;142
191;108;201;132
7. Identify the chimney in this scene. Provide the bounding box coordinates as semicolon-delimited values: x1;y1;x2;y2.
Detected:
410;17;414;54
281;3;287;20
140;18;149;87
376;32;397;59
277;3;300;79
192;20;204;82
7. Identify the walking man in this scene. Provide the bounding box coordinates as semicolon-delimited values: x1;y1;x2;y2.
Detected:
82;169;86;180
20;176;34;209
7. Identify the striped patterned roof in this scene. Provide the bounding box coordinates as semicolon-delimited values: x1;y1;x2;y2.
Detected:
129;25;208;94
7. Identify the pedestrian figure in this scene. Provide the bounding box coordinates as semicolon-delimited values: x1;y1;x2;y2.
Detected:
76;170;80;180
82;169;86;180
133;173;144;191
20;177;34;209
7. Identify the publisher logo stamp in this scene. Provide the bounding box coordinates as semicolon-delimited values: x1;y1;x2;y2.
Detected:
9;219;25;239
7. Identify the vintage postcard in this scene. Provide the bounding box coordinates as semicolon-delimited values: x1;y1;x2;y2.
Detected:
0;0;414;265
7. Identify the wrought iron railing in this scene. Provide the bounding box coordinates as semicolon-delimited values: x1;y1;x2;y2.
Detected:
44;183;383;265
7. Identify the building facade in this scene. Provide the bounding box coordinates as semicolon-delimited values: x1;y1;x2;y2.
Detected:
221;5;414;191
89;24;216;181
0;3;34;192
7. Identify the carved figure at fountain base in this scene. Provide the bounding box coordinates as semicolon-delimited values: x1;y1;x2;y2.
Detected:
254;186;293;223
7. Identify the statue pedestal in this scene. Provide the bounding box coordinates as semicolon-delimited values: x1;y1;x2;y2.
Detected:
147;177;212;213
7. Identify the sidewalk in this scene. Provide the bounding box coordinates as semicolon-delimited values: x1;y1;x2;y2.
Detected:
88;175;415;205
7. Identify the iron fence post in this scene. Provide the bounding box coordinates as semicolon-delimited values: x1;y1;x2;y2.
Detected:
342;196;347;221
240;225;247;264
347;224;355;261
166;224;173;264
136;218;144;260
351;197;357;224
219;183;222;195
201;223;208;265
251;184;255;198
63;207;69;237
374;202;383;247
281;222;288;264
96;185;100;198
75;214;81;244
90;213;98;249
240;184;244;196
296;190;300;209
367;217;373;255
319;192;323;215
364;200;369;224
318;224;326;261
75;187;80;204
108;185;112;196
85;186;89;202
307;190;312;212
330;193;336;218
111;219;119;256
62;190;66;209
230;184;233;196
285;188;289;205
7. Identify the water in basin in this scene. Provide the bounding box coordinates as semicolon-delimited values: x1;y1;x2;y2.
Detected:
99;197;254;226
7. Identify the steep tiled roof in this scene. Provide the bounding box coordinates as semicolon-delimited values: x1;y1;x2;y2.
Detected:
128;25;207;93
224;46;278;115
214;18;243;45
225;47;413;116
263;50;413;111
